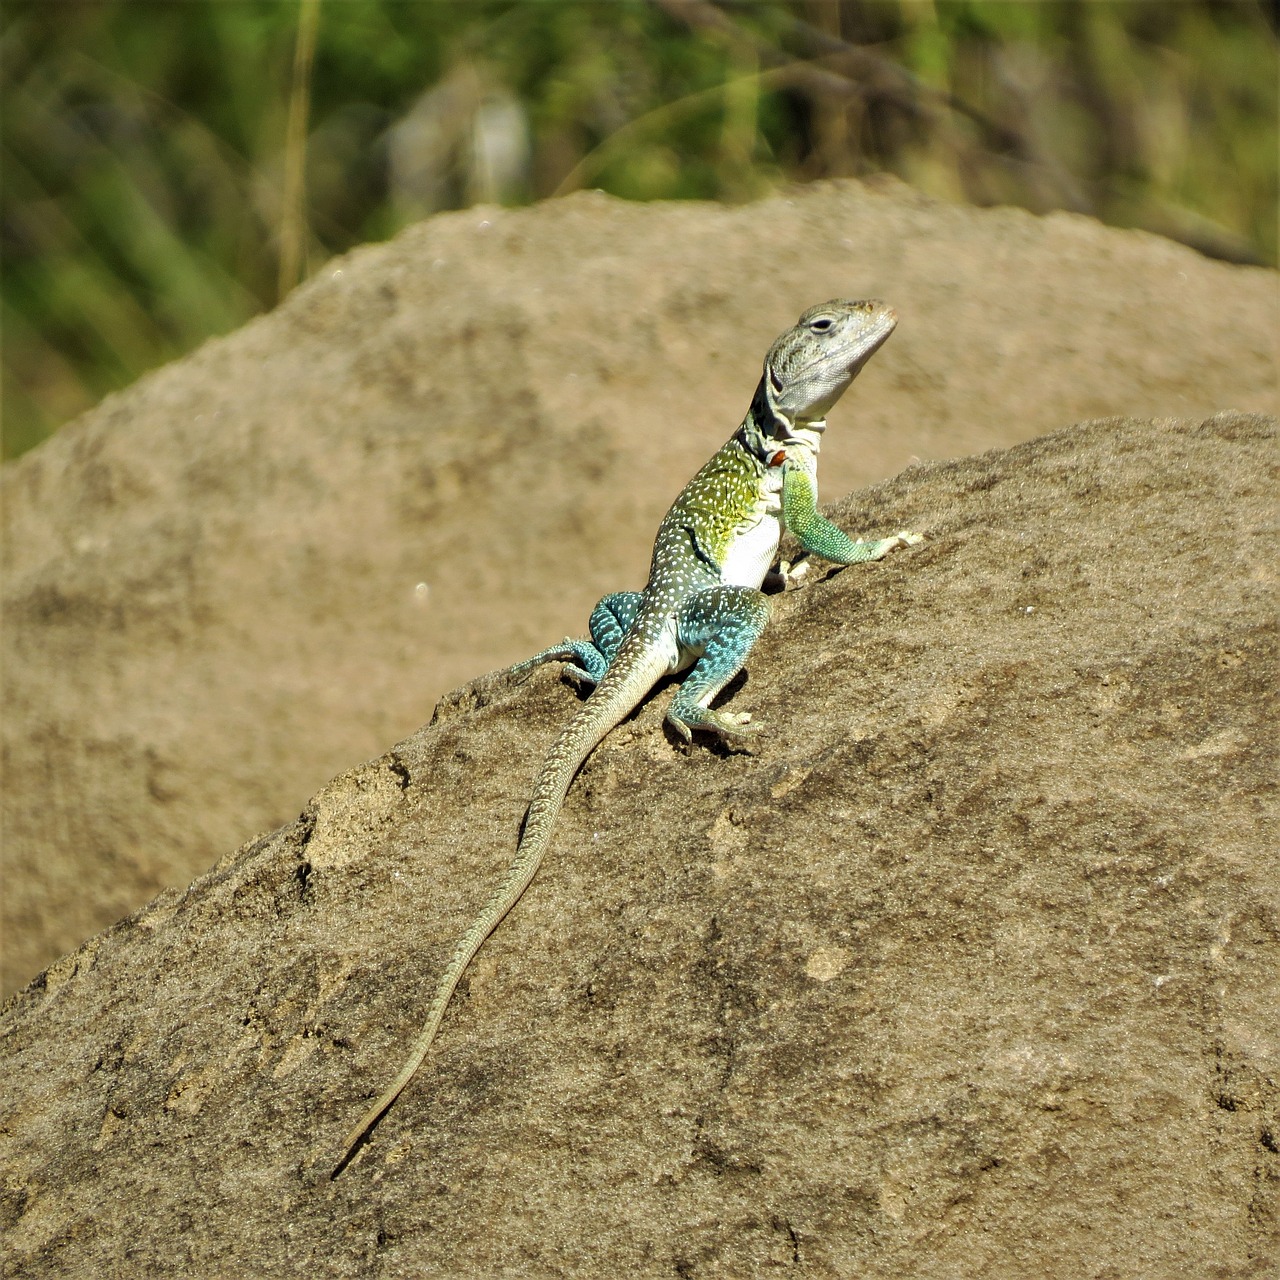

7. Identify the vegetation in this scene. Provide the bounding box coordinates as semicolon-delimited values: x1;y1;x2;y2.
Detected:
2;0;1275;459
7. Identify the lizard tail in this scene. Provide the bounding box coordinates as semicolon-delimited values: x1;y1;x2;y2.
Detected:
333;645;670;1174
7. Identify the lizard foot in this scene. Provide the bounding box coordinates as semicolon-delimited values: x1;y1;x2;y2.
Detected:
866;530;924;561
560;664;597;692
667;706;763;745
507;654;549;685
768;558;808;591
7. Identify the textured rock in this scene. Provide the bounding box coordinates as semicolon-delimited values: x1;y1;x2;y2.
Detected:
2;412;1275;1277
2;178;1277;994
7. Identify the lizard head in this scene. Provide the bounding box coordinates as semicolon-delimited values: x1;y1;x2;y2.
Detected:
762;298;897;430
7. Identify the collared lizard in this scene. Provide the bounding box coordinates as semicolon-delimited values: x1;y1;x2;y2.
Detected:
334;298;921;1173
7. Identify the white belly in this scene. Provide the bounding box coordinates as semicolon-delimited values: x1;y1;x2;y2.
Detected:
719;507;783;589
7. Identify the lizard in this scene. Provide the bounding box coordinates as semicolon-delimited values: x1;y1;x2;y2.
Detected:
333;298;921;1174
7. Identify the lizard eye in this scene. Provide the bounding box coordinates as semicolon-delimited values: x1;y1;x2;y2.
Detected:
809;317;834;332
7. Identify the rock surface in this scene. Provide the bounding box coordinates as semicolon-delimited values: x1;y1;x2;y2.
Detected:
2;411;1275;1278
2;178;1277;995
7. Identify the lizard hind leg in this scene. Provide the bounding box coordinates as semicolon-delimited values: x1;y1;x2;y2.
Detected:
508;592;643;688
668;586;771;743
509;639;605;688
588;591;644;665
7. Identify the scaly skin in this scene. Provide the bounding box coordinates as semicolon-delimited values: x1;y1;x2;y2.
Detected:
333;299;921;1173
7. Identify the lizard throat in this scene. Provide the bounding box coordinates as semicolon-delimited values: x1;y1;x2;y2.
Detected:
783;422;825;450
741;377;830;464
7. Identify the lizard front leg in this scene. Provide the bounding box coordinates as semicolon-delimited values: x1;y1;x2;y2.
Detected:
782;463;921;564
667;586;771;742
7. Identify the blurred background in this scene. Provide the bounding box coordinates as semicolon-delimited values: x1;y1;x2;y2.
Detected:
2;0;1276;462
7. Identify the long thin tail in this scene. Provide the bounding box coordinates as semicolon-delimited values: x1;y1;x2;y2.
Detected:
332;645;668;1174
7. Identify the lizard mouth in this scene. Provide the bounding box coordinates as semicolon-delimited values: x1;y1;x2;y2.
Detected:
850;311;897;363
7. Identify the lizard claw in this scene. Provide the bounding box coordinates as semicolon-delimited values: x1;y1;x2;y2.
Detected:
668;716;693;745
782;559;810;587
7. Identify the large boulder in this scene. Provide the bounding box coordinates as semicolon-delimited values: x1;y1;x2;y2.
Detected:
2;179;1276;993
2;412;1274;1276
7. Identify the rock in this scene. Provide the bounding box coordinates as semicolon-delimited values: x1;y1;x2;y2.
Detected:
2;412;1275;1276
2;179;1276;994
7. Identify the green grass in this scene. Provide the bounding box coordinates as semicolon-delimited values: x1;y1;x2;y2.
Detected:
2;0;1275;460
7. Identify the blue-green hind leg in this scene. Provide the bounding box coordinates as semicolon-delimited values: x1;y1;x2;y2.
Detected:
510;591;642;687
667;586;771;743
588;592;643;667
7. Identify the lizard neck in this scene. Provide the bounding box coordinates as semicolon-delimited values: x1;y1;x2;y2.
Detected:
737;377;826;468
736;377;782;464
